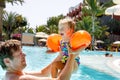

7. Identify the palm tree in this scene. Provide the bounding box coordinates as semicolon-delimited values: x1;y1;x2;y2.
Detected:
15;14;27;34
0;0;24;41
76;16;109;40
36;25;48;33
84;0;105;50
27;28;34;33
3;11;27;40
76;16;92;32
3;11;18;39
48;25;58;34
46;15;64;34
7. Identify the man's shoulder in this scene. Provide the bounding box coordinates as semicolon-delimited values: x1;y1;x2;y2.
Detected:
5;74;20;80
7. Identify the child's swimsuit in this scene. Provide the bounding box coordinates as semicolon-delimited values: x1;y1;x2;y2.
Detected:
60;41;80;65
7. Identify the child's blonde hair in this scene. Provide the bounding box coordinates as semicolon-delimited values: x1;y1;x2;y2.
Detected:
59;17;75;32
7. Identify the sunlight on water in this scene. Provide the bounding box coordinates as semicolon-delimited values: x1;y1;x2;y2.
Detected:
0;46;120;80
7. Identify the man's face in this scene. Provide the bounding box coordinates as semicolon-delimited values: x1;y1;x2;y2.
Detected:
9;47;26;71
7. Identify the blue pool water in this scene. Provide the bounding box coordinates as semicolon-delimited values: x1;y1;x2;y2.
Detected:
0;46;120;80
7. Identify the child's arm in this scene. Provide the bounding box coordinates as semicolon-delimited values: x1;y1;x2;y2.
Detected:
71;44;88;54
58;54;77;80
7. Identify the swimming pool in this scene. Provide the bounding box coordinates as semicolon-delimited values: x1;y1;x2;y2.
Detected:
0;46;120;80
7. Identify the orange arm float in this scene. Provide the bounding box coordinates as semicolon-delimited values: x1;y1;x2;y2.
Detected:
70;30;92;51
46;30;92;52
46;34;62;52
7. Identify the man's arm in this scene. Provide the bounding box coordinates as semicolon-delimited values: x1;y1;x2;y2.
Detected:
25;53;62;77
22;54;76;80
19;75;56;80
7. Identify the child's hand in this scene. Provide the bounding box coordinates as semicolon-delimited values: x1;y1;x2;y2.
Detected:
69;52;79;59
68;48;79;57
46;49;56;53
70;43;88;54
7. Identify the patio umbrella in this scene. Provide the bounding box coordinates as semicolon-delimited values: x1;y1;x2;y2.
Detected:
105;5;120;16
95;40;104;43
35;32;49;38
38;39;47;42
113;0;120;5
113;41;120;44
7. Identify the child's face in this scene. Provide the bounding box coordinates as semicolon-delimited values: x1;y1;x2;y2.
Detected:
58;23;73;38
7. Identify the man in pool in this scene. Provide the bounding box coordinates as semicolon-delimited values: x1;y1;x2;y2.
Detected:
0;39;77;80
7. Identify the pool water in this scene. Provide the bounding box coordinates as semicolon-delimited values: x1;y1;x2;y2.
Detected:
0;46;120;80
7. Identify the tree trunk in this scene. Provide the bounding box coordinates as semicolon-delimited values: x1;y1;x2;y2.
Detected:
0;1;5;41
92;14;95;50
0;7;2;41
